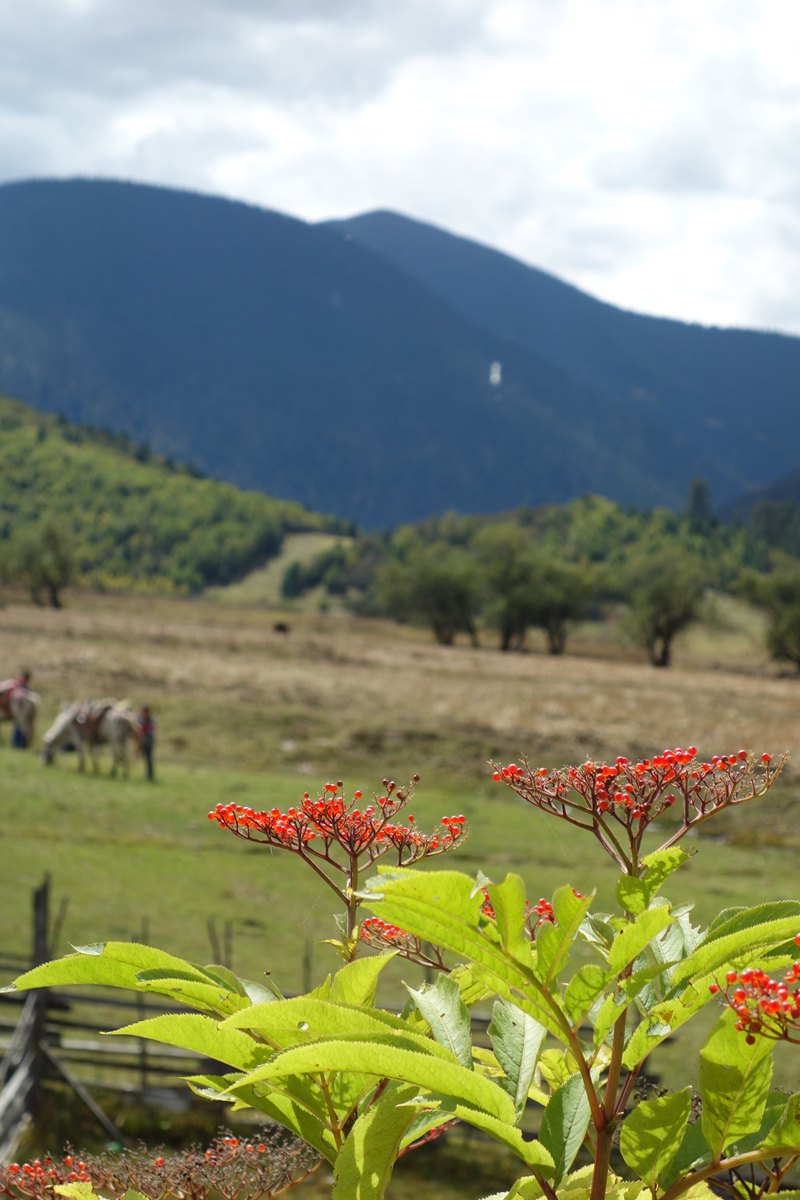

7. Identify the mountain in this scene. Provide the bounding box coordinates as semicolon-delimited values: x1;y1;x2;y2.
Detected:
326;210;800;509
0;178;796;528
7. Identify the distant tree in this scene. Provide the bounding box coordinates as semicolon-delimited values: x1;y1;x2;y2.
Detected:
744;566;800;670
374;543;479;646
624;551;707;667
11;521;75;607
686;478;714;535
474;524;539;651
527;557;594;655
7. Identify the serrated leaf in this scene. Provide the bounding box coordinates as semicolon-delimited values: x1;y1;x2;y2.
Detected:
406;974;473;1069
671;913;800;988
111;1012;271;1069
329;953;395;1007
563;964;612;1028
431;1100;554;1171
705;900;800;942
760;1092;800;1152
134;971;249;1016
487;874;533;962
538;1072;592;1184
332;1084;419;1200
608;907;673;974
700;1011;774;1157
224;996;456;1061
536;887;594;983
488;998;546;1117
13;942;215;994
617;848;689;915
230;1037;517;1123
619;1088;691;1188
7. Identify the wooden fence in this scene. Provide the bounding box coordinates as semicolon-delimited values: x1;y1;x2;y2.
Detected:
0;879;216;1158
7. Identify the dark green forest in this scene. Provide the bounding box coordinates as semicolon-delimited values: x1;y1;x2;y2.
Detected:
0;395;343;596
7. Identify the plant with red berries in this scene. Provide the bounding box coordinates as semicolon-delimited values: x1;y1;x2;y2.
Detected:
11;749;800;1200
208;776;467;957
0;1132;317;1200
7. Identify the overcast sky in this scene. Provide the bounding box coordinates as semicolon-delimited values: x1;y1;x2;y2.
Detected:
3;0;800;333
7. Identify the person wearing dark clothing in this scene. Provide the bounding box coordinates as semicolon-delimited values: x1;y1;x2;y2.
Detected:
138;705;156;781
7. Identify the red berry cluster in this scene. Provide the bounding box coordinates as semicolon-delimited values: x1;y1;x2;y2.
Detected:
710;934;800;1044
0;1132;316;1200
492;749;781;871
359;916;448;971
208;777;467;869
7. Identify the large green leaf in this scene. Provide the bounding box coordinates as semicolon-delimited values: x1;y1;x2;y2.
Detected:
705;900;800;943
538;1072;592;1184
406;975;473;1069
608;907;673;974
700;1011;774;1157
111;1012;270;1069
619;1088;691;1189
332;1084;420;1200
563;964;612;1028
487;874;534;963
12;942;213;992
760;1092;800;1153
329;954;396;1007
622;975;717;1070
428;1101;554;1172
536;887;594;983
230;1037;517;1123
488;998;546;1118
133;971;249;1016
223;996;457;1061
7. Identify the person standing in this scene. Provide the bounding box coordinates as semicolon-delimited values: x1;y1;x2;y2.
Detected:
138;704;156;781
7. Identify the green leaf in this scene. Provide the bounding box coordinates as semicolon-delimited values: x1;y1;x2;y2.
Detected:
619;1088;691;1188
488;998;546;1117
608;907;673;974
231;1037;517;1124
760;1092;800;1152
536;887;593;983
12;942;215;993
700;1011;774;1157
671;913;800;988
487;874;534;962
365;869;567;1040
538;1072;592;1185
563;964;611;1028
329;954;395;1007
616;848;689;915
705;900;800;943
332;1084;419;1200
134;971;249;1016
111;1012;270;1070
406;974;473;1069
54;1185;96;1200
224;996;456;1061
622;975;717;1069
186;1071;338;1160
430;1101;554;1172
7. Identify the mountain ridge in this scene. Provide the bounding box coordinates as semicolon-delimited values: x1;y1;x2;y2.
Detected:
0;177;796;527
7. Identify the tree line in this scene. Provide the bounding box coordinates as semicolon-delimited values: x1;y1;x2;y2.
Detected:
283;486;800;670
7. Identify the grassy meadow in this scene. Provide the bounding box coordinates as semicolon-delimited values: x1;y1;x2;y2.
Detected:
1;582;799;1188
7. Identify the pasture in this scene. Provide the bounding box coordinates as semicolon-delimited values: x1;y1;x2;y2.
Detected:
1;588;799;1175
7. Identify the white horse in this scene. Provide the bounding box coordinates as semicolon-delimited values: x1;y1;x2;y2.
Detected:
42;700;139;777
0;681;40;748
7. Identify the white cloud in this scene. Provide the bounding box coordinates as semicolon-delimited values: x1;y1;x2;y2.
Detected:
2;0;800;331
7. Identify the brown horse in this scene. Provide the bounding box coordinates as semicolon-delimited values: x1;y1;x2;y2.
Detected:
0;680;40;748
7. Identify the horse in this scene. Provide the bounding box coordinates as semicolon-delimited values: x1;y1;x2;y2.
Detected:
42;700;139;777
0;680;40;748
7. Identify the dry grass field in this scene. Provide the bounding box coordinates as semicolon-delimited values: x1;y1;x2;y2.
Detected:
1;587;797;784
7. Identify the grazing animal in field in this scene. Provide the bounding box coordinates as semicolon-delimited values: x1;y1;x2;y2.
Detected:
0;678;40;748
42;699;138;776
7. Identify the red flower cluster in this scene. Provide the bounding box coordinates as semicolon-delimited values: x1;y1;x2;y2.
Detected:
0;1133;317;1200
208;778;467;869
710;935;800;1044
492;748;782;870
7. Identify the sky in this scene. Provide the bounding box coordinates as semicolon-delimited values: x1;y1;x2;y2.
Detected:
3;0;800;334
